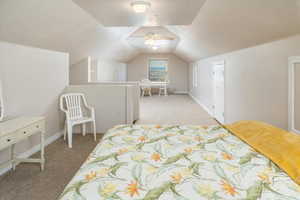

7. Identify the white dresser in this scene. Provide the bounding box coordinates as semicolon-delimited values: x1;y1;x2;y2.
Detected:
0;117;46;171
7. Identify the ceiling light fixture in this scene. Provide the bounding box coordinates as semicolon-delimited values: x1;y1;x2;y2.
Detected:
144;32;158;46
152;46;159;50
131;1;151;13
144;38;155;46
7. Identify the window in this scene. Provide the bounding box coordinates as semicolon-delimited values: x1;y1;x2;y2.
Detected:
193;63;198;88
148;59;168;82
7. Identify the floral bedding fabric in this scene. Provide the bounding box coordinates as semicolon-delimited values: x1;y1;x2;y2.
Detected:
59;125;300;200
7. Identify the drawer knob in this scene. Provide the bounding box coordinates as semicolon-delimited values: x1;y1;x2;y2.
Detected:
7;139;11;142
24;131;27;134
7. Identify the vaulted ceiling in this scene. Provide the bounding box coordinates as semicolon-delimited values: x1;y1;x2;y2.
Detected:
0;0;299;65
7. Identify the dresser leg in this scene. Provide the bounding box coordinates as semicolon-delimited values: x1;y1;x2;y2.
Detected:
11;144;16;171
40;131;45;171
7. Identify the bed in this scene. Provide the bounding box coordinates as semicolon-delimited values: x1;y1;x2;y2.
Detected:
58;122;300;200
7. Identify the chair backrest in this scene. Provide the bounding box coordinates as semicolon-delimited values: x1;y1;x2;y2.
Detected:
140;79;152;89
141;79;151;83
60;93;85;120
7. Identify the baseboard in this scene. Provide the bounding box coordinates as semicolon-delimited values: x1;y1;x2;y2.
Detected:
189;93;214;117
291;128;300;135
173;91;189;95
0;131;63;176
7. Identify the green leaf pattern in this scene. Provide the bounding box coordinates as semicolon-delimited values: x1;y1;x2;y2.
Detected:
59;125;300;200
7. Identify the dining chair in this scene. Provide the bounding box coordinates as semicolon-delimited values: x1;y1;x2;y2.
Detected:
60;93;96;148
140;79;152;97
159;80;169;96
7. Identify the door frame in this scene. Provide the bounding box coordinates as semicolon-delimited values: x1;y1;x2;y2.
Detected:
213;60;225;124
288;56;300;134
0;80;3;122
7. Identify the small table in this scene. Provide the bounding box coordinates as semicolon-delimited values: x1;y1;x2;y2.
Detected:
0;117;46;171
139;81;169;96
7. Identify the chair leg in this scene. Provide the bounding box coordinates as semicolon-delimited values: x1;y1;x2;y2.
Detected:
82;123;86;136
92;121;96;141
67;124;73;148
63;121;67;141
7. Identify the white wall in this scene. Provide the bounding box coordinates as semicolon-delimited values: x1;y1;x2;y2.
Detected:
189;35;300;130
96;60;127;82
70;57;90;84
0;41;69;165
71;58;127;83
127;53;189;93
64;84;139;132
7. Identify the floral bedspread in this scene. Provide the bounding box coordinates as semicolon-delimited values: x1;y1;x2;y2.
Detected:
58;125;300;200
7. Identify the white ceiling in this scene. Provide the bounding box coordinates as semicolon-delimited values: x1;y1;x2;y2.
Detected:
0;0;300;65
0;0;140;64
72;0;206;26
169;0;300;62
127;26;179;53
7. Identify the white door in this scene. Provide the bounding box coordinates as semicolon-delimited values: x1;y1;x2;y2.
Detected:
213;61;225;123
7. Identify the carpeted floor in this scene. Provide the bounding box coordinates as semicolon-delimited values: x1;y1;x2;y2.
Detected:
0;135;99;200
137;94;218;125
0;94;217;200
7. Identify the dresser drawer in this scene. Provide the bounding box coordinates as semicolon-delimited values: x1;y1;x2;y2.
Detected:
0;120;45;150
18;120;45;138
0;134;15;150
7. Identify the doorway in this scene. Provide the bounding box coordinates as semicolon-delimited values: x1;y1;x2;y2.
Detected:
288;57;300;133
213;61;225;124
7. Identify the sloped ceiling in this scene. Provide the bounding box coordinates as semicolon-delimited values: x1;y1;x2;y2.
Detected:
127;26;179;53
0;0;140;64
169;0;300;62
72;0;206;26
0;0;300;65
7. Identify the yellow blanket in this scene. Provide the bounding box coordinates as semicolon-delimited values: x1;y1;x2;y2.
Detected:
226;120;300;185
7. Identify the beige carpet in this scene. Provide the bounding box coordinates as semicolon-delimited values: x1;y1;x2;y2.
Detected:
0;94;217;200
137;94;218;125
0;135;99;200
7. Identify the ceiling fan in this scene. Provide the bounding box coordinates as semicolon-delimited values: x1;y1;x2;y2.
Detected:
143;32;176;41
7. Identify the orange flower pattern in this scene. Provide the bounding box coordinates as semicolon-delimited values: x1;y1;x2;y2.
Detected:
221;152;233;160
126;181;140;197
60;125;300;200
171;172;183;184
151;153;161;162
138;136;147;142
220;180;238;196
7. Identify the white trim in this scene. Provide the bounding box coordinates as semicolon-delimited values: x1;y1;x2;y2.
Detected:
87;56;92;83
0;131;63;176
288;56;300;133
0;80;3;122
291;128;300;134
212;60;225;124
212;60;225;66
173;91;189;95
192;63;198;88
189;93;214;116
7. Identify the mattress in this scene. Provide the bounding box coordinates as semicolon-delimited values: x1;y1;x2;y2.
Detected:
58;124;300;200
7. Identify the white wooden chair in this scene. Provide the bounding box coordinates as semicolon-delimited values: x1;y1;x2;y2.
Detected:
60;93;96;148
159;80;169;96
140;79;152;97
